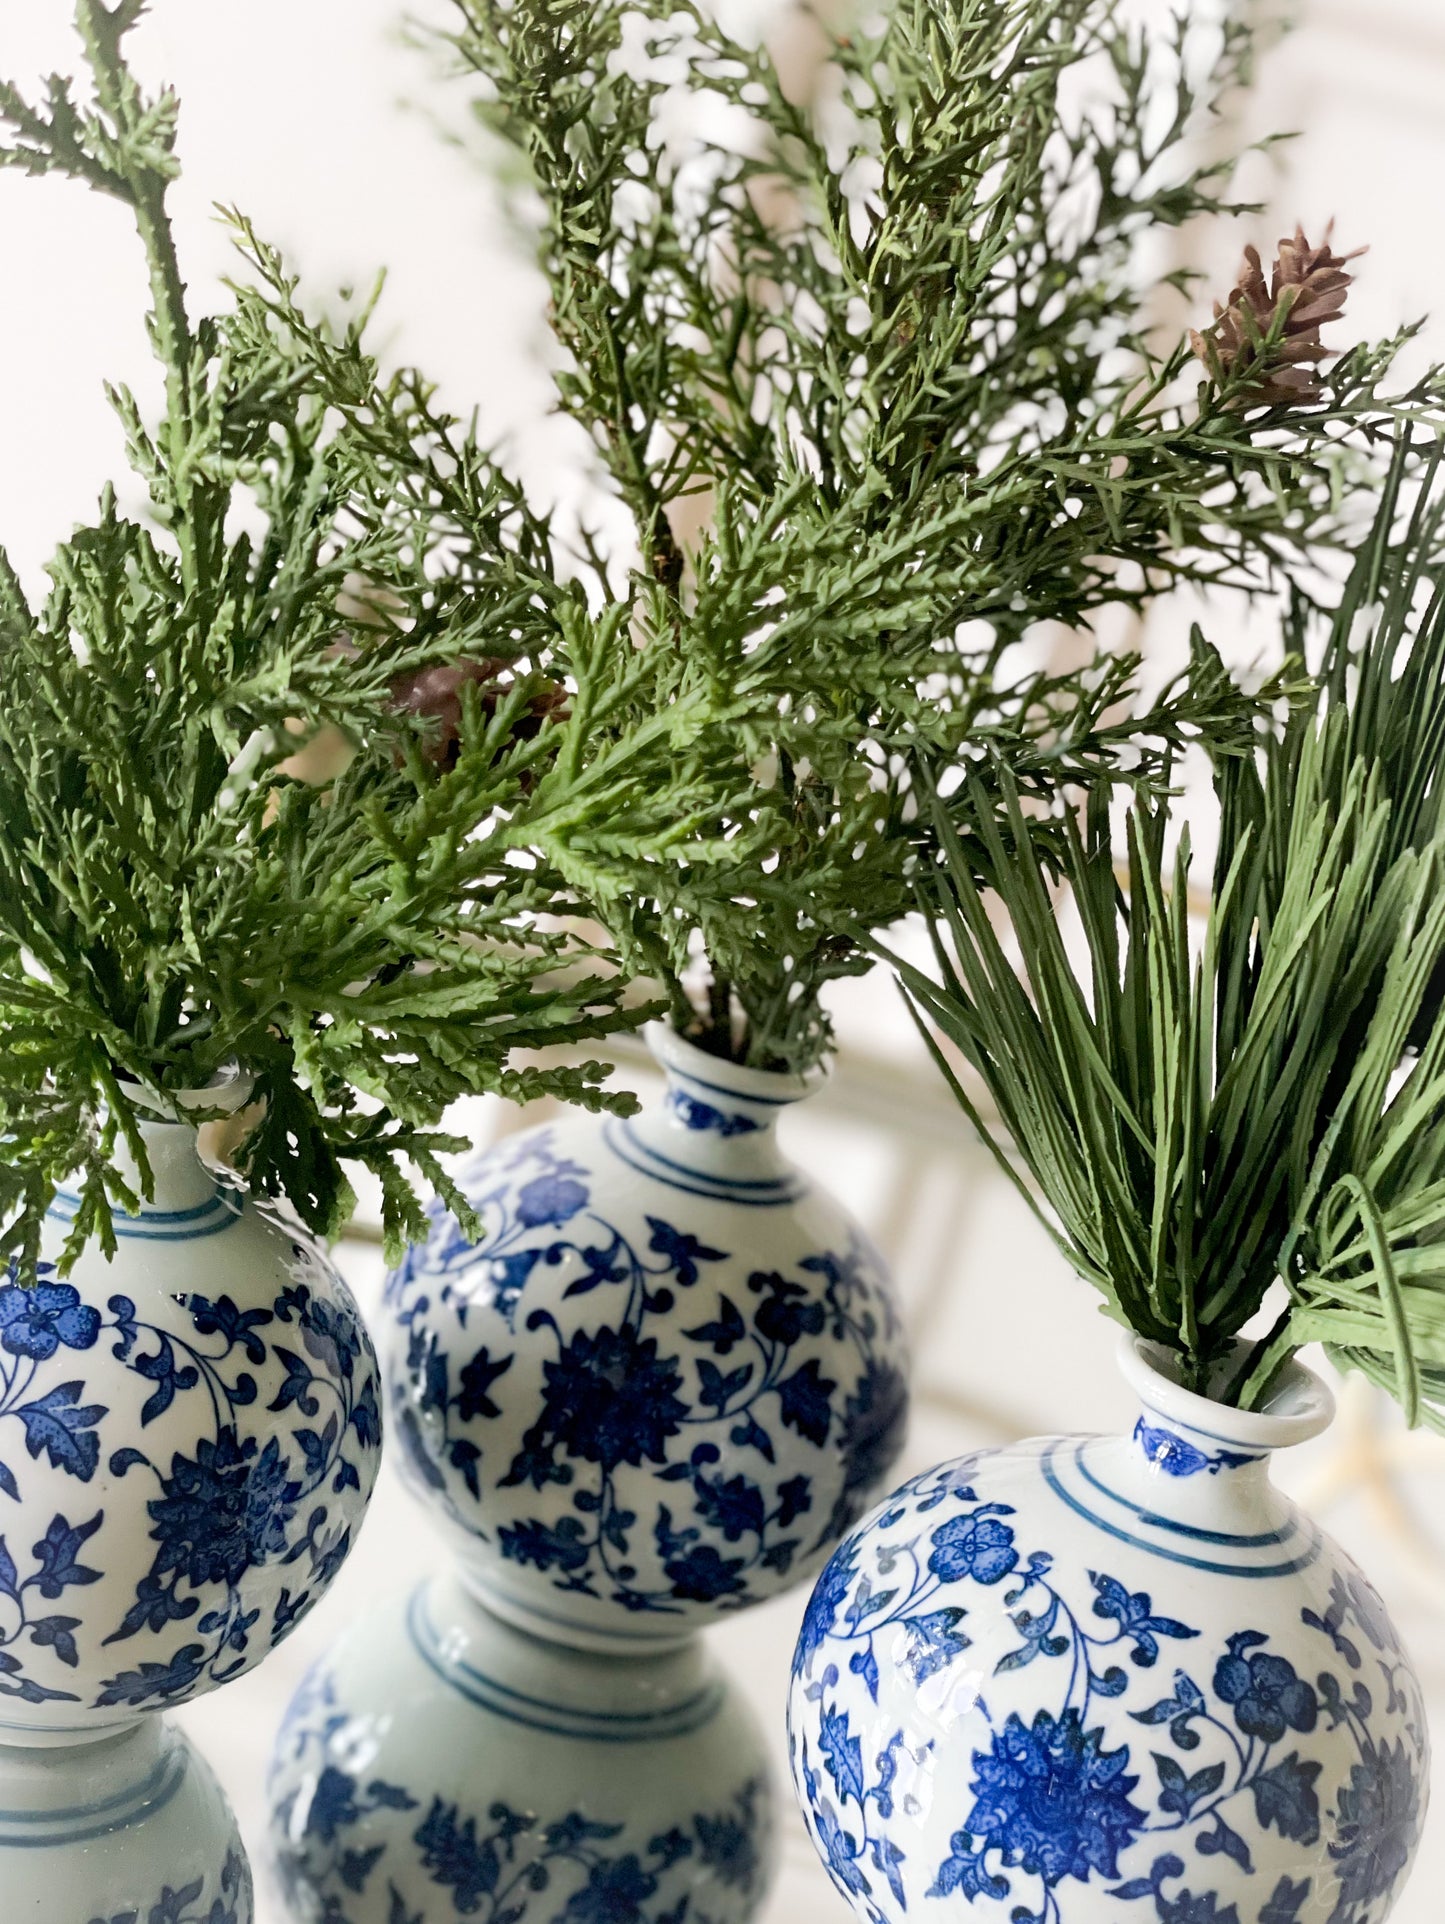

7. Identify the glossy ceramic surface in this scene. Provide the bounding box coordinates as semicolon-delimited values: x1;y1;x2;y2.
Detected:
0;1103;382;1735
789;1338;1429;1924
383;1025;909;1650
267;1570;777;1924
1;1715;253;1922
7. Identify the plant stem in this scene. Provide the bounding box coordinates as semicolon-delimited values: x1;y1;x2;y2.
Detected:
77;3;201;585
694;969;738;1060
1223;1305;1298;1411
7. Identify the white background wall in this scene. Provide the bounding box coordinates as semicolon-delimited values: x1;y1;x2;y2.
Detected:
0;3;1441;1921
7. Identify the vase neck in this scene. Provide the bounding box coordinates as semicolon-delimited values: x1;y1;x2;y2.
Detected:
614;1024;819;1198
420;1572;724;1726
1109;1398;1277;1520
1051;1422;1308;1579
47;1120;238;1244
112;1119;223;1214
1043;1336;1336;1576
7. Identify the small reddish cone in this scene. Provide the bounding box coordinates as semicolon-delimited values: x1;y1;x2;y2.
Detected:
388;658;567;771
1191;223;1365;407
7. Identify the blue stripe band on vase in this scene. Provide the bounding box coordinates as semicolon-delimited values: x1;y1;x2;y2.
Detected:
0;1745;187;1849
406;1589;723;1742
48;1188;241;1241
1042;1442;1322;1579
606;1122;804;1206
1074;1444;1300;1549
671;1068;795;1109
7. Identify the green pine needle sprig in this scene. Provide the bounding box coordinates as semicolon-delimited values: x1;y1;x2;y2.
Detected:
898;445;1445;1427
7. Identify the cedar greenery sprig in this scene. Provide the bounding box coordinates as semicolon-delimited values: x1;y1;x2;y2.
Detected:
433;0;1445;1071
0;0;727;1279
897;451;1445;1428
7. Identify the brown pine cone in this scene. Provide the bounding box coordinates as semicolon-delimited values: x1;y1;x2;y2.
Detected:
1190;223;1365;407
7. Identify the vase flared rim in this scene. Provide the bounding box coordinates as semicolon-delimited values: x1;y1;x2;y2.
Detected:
1118;1332;1335;1452
645;1020;828;1103
122;1062;256;1123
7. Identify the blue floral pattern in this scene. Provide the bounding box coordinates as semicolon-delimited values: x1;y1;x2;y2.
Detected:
789;1446;1428;1924
271;1666;770;1924
84;1846;253;1924
0;1511;102;1704
0;1277;101;1362
668;1092;762;1136
385;1127;907;1621
1107;1857;1315;1924
950;1709;1146;1891
0;1266;105;1494
0;1243;379;1713
1327;1736;1421;1923
1133;1424;1262;1479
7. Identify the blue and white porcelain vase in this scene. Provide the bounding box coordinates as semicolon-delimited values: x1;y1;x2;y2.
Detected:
5;1719;253;1923
268;1568;776;1924
0;1072;383;1918
789;1335;1429;1924
383;1022;910;1650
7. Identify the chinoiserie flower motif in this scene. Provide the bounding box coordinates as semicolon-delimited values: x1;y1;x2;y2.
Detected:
384;1066;909;1632
1328;1736;1422;1921
751;1271;827;1347
814;1798;871;1898
527;1325;688;1473
927;1509;1019;1587
303;1764;371;1845
836;1359;909;1514
964;1707;1146;1886
144;1430;301;1593
1340;1568;1401;1658
793;1539;859;1679
565;1854;656;1922
1152;1886;1244;1924
663;1542;747;1604
514;1172;589;1230
0;1281;100;1360
1214;1635;1319;1742
696;1802;762;1889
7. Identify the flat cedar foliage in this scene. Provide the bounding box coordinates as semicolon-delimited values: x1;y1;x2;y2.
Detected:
432;0;1445;1069
0;0;738;1277
904;450;1445;1428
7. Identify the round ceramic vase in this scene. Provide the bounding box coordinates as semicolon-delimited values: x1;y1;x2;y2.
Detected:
268;1568;776;1924
0;1082;383;1733
382;1024;910;1650
788;1336;1429;1924
3;1719;253;1923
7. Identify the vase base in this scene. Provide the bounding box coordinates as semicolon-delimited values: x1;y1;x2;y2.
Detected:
0;1717;253;1923
270;1573;776;1924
